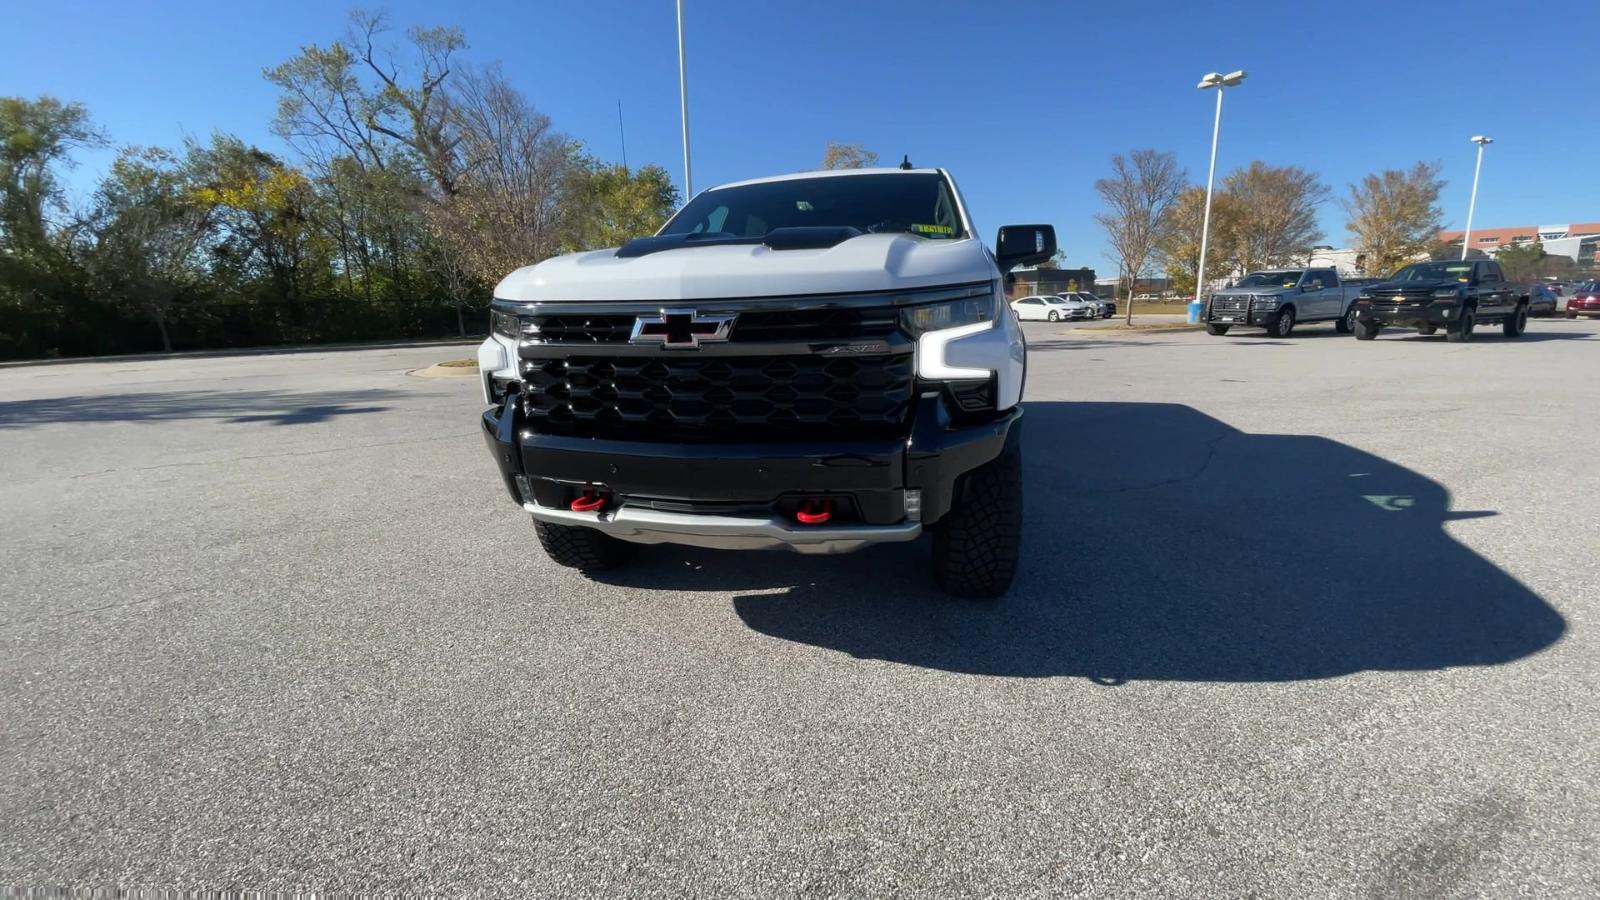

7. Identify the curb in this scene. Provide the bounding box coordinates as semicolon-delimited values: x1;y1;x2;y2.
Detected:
0;336;486;370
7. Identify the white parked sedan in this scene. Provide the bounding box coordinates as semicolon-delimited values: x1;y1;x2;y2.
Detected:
1011;295;1083;322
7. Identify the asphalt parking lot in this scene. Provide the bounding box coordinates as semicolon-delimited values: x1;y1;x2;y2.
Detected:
3;319;1598;897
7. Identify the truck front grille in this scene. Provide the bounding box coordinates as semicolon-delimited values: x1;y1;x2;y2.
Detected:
1210;296;1250;313
523;306;899;345
521;353;915;441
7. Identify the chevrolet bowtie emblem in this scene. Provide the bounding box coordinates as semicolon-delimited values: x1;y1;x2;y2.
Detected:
629;309;736;348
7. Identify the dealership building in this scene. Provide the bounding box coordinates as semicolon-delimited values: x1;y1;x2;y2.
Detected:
1438;222;1600;270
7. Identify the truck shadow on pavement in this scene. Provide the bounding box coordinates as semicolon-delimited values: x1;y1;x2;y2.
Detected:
651;400;1566;682
0;389;396;429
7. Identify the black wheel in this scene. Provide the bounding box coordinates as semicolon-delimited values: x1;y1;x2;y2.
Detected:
931;442;1022;599
1335;304;1358;334
1446;309;1475;343
1047;310;1059;322
534;520;635;571
1270;306;1296;337
1567;311;1578;319
1503;304;1528;337
1418;324;1438;335
1354;318;1380;340
1205;322;1231;336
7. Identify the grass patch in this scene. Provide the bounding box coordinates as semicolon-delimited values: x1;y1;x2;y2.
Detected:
436;358;478;368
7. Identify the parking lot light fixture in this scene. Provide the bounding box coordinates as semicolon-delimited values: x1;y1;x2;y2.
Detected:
1192;69;1247;325
1461;136;1493;261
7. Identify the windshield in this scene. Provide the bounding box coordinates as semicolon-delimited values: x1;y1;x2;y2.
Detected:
1236;271;1303;289
660;173;966;240
1392;262;1474;282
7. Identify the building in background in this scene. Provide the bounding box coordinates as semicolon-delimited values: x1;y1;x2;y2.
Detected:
1438;222;1600;272
1008;267;1098;300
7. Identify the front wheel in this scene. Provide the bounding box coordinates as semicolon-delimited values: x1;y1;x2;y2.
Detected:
931;443;1022;599
1270;306;1297;337
1567;311;1578;319
535;520;635;571
1205;322;1231;335
1335;305;1358;334
1446;310;1475;343
1503;305;1528;337
1354;318;1380;340
1047;310;1059;322
1418;324;1438;335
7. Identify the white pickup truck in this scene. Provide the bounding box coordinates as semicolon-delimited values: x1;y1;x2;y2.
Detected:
1203;267;1364;337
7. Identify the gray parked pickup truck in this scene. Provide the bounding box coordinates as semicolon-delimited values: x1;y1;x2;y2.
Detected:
1204;268;1363;337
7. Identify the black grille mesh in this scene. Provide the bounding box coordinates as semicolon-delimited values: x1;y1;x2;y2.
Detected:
522;353;915;440
523;307;898;344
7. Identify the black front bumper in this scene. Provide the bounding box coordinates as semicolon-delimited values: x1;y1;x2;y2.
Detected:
481;392;1020;529
1357;299;1459;327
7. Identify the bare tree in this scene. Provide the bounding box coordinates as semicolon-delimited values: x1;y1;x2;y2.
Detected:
434;65;577;285
1224;162;1329;272
1342;161;1445;276
1094;149;1186;324
820;142;878;170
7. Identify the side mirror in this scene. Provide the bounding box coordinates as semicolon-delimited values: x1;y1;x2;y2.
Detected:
995;224;1057;273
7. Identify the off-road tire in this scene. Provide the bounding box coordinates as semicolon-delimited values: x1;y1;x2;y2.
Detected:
1335;305;1358;334
1503;304;1528;338
1271;306;1297;337
1206;322;1231;336
535;520;635;571
931;443;1022;599
1354;318;1380;340
1446;309;1475;343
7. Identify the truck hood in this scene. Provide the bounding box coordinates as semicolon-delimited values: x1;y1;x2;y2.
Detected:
1212;285;1296;297
493;234;995;303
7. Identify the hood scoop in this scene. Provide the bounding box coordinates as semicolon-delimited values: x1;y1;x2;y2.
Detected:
615;226;865;259
761;225;863;250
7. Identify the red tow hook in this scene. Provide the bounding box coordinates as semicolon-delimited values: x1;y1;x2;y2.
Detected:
570;491;609;513
795;497;834;525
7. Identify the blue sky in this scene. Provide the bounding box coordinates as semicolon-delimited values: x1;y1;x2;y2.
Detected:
4;0;1596;274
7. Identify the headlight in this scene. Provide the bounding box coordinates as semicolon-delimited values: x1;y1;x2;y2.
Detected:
1251;295;1281;309
491;310;524;338
1432;289;1461;299
901;293;996;336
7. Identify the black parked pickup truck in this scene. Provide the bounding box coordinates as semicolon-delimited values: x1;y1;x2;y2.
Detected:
1352;259;1528;343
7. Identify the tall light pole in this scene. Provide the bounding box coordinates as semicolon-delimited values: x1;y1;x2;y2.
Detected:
676;0;693;200
1191;69;1246;325
1460;136;1493;260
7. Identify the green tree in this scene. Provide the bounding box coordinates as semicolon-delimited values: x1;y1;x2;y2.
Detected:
1495;241;1543;282
0;96;105;253
81;147;217;350
1342;162;1445;275
565;160;679;251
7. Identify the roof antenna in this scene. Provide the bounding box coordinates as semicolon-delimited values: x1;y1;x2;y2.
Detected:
899;155;913;170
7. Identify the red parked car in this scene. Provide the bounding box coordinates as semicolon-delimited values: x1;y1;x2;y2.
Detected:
1566;280;1600;319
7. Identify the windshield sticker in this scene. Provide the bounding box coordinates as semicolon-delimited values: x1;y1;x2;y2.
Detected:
911;224;954;235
